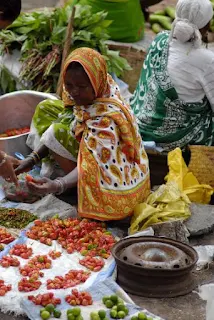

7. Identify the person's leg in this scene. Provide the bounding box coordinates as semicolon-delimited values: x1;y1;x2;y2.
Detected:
51;151;77;174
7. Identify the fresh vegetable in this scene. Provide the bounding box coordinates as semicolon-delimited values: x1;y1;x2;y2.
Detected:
0;3;131;94
28;292;61;307
46;270;90;290
10;244;33;259
0;207;37;229
79;256;104;272
0;127;30;138
65;289;93;306
149;15;171;31
131;312;153;320
149;6;175;34
19;265;44;279
151;23;162;34
54;309;62;318
48;250;62;260
40;311;51;320
25;174;34;183
0;255;20;268
0;280;12;296
0;228;15;244
164;7;175;20
67;307;83;320
102;295;129;319
19;255;51;280
18;277;42;292
45;304;55;313
26;218;115;258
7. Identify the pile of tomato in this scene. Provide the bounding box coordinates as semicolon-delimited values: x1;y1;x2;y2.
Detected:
0;255;20;268
0;280;12;296
19;255;51;284
48;250;61;260
28;292;61;307
27;218;115;263
0;127;30;138
65;289;93;306
27;255;52;270
10;244;33;259
79;256;104;272
46;270;90;290
18;277;42;292
19;265;44;279
0;228;15;244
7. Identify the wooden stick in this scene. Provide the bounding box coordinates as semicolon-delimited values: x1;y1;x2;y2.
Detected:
56;6;76;98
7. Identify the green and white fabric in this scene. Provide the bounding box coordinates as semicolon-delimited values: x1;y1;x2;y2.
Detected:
131;31;214;151
26;99;79;177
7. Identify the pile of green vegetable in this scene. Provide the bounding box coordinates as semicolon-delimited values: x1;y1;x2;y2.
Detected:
150;1;214;34
149;6;175;34
0;2;131;93
0;207;37;229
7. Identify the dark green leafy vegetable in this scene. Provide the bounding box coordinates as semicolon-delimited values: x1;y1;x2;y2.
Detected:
0;207;37;229
0;3;131;93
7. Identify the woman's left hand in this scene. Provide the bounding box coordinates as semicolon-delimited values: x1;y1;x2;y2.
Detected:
26;177;59;196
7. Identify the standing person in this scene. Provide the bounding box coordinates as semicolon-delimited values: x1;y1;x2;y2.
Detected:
0;0;22;184
131;0;214;152
0;0;21;29
16;48;150;221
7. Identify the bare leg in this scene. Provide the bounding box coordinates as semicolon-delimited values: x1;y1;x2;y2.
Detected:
51;151;77;174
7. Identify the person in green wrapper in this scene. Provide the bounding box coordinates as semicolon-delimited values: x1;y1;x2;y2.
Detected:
131;0;214;152
79;0;145;43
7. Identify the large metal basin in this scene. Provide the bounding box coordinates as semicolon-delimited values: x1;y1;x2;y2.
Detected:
0;90;58;156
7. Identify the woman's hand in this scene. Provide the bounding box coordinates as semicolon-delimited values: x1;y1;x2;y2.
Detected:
26;177;59;196
0;153;20;185
15;158;35;175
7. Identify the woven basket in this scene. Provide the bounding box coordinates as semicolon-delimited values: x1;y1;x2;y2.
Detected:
108;44;146;93
188;145;214;188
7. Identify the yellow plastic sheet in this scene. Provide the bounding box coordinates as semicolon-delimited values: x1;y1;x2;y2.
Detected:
130;148;213;234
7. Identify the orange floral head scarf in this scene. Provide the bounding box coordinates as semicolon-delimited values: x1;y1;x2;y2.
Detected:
63;47;109;102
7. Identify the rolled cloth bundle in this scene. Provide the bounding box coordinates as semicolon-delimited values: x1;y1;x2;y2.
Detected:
170;0;213;47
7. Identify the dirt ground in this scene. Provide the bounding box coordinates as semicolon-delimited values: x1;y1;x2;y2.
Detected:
1;0;211;319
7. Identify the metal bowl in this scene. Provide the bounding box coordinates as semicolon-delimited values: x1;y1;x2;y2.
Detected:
111;236;198;298
120;242;191;269
0;90;58;156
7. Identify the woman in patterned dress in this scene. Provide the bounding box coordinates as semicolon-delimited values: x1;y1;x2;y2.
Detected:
16;48;150;221
131;0;214;152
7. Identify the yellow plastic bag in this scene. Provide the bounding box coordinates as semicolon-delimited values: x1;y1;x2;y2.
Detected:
130;182;191;234
130;148;213;234
166;148;213;204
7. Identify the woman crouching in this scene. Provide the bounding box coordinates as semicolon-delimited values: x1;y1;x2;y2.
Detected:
16;48;150;221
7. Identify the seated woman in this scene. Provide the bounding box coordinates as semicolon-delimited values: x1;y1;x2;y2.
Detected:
16;48;150;221
131;0;214;152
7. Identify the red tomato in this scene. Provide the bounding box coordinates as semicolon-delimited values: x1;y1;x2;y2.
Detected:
25;174;33;183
